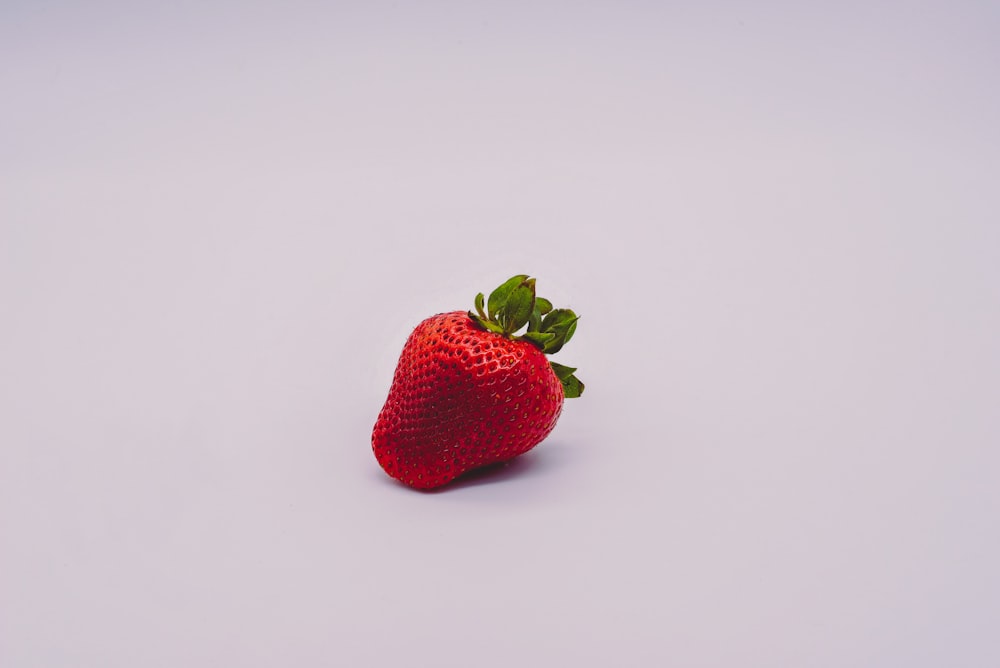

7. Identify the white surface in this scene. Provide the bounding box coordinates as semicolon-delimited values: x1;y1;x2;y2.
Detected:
2;2;999;666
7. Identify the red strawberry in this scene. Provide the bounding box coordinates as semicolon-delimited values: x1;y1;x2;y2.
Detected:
372;275;584;489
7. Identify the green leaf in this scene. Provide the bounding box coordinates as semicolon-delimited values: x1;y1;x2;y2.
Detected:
535;297;553;315
487;274;529;320
520;331;555;349
562;318;578;346
560;373;584;398
549;361;577;381
474;292;487;320
498;278;535;334
539;309;579;354
540;308;577;333
469;312;505;335
528;308;541;332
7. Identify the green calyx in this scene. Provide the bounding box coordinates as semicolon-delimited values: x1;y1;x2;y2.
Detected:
468;274;585;398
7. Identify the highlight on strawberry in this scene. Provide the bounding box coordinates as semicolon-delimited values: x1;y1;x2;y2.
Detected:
372;275;583;489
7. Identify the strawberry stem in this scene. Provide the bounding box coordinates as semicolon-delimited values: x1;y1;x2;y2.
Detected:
468;274;585;398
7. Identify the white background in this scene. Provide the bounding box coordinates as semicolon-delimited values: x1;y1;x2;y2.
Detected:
2;2;999;666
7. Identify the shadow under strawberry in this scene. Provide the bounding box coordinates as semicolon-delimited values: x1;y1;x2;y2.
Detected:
384;440;571;493
424;451;544;492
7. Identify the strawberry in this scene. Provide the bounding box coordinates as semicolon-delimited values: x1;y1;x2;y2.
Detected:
372;275;584;489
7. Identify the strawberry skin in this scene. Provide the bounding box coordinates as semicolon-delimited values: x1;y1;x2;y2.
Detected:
372;275;584;490
372;312;563;489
